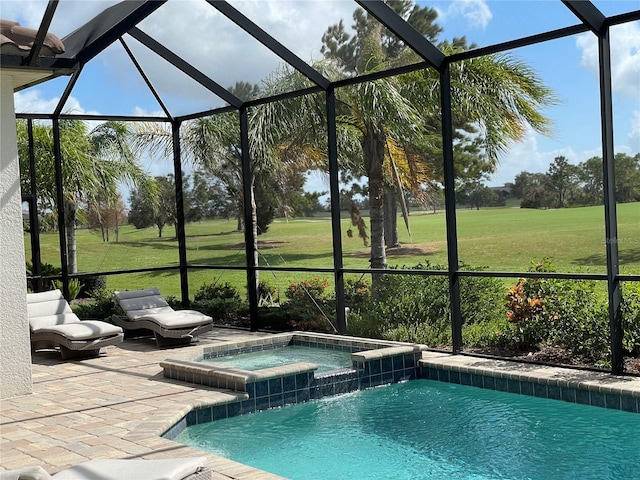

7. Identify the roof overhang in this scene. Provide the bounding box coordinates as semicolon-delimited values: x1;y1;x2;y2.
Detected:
0;54;77;90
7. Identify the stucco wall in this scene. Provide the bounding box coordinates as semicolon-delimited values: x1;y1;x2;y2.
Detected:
0;74;33;399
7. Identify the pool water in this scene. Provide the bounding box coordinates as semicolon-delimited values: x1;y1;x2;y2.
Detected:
202;345;353;373
175;379;640;480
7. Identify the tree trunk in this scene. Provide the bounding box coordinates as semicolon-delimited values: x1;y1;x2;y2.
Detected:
383;185;399;248
64;200;78;274
249;179;260;302
236;211;243;231
114;211;119;243
363;128;387;293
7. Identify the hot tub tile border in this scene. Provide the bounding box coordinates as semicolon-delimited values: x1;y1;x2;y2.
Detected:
162;334;428;439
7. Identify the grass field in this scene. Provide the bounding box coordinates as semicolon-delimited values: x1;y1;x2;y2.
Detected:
26;202;640;298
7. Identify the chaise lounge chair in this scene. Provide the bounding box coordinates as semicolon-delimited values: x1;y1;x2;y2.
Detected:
112;287;213;347
0;456;211;480
27;289;124;359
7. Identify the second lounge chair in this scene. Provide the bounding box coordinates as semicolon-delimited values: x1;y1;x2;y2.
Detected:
112;287;213;347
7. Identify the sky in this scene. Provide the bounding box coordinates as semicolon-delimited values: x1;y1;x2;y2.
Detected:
3;0;639;190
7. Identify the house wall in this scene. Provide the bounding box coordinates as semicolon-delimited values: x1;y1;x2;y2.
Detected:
0;74;33;399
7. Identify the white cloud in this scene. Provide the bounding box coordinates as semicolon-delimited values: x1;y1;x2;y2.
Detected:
490;123;640;186
14;89;60;114
14;89;100;116
492;128;578;186
131;106;167;118
576;22;640;99
631;110;640;139
100;0;358;106
0;0;50;31
444;0;493;30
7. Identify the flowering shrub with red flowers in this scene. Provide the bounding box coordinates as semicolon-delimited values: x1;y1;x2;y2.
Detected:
282;277;336;332
344;277;371;306
505;279;545;323
285;277;329;301
504;259;555;347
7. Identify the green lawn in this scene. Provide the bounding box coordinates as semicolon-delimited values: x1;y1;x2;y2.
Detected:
26;202;640;297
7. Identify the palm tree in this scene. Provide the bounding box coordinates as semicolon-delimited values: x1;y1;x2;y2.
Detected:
254;5;556;291
18;119;152;273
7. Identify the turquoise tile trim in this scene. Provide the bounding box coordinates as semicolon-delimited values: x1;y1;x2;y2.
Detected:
420;364;639;413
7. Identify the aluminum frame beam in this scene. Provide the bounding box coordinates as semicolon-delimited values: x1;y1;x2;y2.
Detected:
205;1;330;90
128;27;242;109
61;0;166;63
24;0;59;66
562;0;606;34
597;28;623;374
356;0;445;70
120;38;173;120
172;121;190;306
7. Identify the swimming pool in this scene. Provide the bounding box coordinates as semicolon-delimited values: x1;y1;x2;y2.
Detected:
175;379;640;479
202;345;352;373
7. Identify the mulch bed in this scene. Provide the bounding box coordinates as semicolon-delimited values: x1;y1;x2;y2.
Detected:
466;345;640;376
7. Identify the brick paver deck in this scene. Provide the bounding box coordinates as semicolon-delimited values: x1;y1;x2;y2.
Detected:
2;328;639;478
1;328;286;479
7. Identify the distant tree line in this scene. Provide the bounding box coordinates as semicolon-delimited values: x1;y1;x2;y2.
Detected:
454;153;640;210
510;153;640;209
127;169;327;238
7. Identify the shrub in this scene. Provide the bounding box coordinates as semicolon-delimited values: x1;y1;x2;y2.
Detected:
504;259;611;362
281;277;336;332
463;317;520;349
194;282;240;301
344;277;371;307
78;275;107;298
191;298;248;325
52;279;82;301
285;277;329;301
622;281;640;357
504;258;558;348
26;262;61;291
382;321;451;346
72;289;119;320
346;262;504;347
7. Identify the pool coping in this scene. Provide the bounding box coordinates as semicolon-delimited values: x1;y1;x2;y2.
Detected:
420;351;640;412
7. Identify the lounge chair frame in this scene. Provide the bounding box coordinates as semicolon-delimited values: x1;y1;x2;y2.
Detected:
110;314;213;347
31;327;123;359
27;290;124;360
112;288;213;347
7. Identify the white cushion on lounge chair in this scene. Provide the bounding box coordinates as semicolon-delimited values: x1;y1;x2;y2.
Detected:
131;310;212;328
51;457;208;480
113;288;213;327
125;304;174;320
32;320;123;341
27;298;73;318
29;313;82;330
118;295;172;317
112;288;213;346
113;287;163;301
